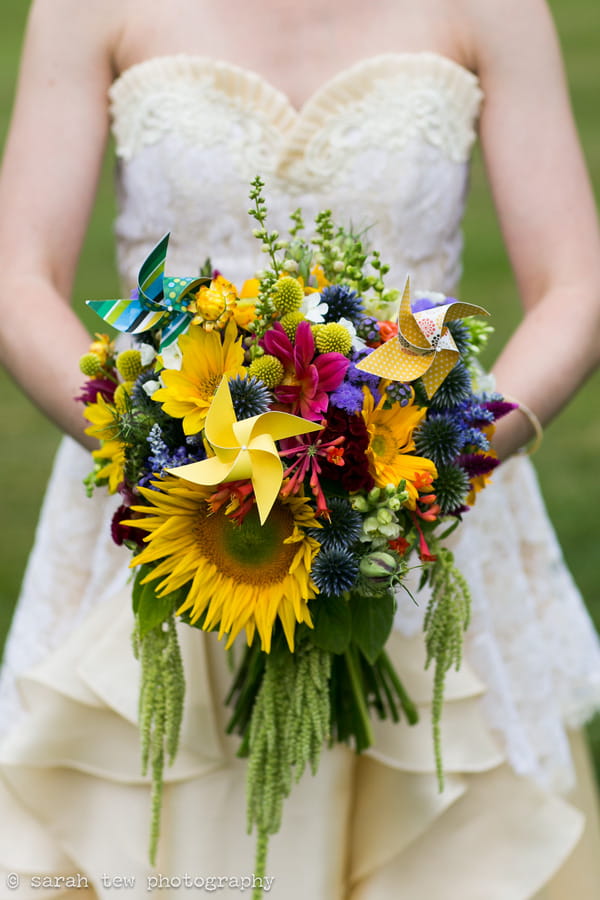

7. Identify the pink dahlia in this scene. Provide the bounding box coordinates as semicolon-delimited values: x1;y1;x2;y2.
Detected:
261;321;349;420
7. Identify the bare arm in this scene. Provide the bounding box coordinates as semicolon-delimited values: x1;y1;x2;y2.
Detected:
465;0;600;458
0;0;122;448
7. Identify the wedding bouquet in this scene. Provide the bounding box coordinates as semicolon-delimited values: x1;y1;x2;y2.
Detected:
78;177;513;891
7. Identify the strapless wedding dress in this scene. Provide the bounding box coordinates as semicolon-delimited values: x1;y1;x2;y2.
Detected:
1;53;600;899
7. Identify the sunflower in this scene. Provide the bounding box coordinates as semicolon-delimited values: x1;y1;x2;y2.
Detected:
128;475;321;652
361;389;437;507
152;320;246;434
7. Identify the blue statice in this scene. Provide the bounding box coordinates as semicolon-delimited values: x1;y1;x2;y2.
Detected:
311;546;359;595
460;397;496;427
308;497;363;551
321;284;365;325
461;426;490;452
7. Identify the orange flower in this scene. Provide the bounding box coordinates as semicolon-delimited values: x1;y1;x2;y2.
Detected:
378;321;398;342
361;390;437;507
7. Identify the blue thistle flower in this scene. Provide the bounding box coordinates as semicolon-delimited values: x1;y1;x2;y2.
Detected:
446;320;471;357
308;497;363;550
321;285;365;325
415;413;465;467
433;464;471;514
228;375;272;419
429;362;472;410
311;546;360;595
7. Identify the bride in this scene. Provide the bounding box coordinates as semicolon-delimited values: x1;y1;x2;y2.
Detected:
1;0;600;897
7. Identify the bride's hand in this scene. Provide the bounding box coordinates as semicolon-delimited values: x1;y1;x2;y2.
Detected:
0;0;122;448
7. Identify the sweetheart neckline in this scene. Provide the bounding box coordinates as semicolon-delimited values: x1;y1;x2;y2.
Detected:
110;51;481;117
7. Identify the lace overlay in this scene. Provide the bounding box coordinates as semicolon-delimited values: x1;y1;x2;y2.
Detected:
109;53;481;294
2;53;600;801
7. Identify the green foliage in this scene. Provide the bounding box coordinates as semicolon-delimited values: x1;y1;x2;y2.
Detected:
132;566;185;638
423;546;471;790
309;593;352;654
133;615;185;864
349;590;395;665
246;642;331;899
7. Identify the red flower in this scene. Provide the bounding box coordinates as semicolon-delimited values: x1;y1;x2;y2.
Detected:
111;504;146;547
279;433;345;516
208;480;255;525
318;407;374;492
389;536;410;556
261;321;349;420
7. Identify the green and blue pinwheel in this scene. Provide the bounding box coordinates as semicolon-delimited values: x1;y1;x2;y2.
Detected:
87;234;209;348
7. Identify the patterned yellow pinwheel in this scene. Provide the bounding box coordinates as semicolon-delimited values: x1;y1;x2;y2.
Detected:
168;378;323;524
356;279;489;397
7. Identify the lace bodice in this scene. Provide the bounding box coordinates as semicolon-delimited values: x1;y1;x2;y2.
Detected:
109;53;482;293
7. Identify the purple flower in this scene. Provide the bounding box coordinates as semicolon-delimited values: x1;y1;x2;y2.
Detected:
329;382;364;415
412;293;456;313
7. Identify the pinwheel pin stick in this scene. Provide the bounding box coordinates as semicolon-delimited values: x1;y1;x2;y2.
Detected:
168;379;323;524
87;234;210;348
356;279;489;397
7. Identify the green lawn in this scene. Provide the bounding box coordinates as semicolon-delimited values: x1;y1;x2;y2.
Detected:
1;1;600;767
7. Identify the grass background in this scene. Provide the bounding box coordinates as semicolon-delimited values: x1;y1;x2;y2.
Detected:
1;2;600;768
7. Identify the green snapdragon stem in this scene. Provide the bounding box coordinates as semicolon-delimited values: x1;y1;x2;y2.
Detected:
344;647;374;752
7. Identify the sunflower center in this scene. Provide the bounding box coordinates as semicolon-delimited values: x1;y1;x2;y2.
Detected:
371;429;394;461
194;503;298;585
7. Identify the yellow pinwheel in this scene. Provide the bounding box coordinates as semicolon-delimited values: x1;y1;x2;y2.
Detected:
168;378;323;524
356;279;488;397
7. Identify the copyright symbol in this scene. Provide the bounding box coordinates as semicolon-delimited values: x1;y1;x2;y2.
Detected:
6;872;19;889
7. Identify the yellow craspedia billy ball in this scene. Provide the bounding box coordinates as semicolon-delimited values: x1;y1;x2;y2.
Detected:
279;311;305;340
248;354;285;388
315;322;353;356
79;352;103;377
273;276;304;314
116;349;143;380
